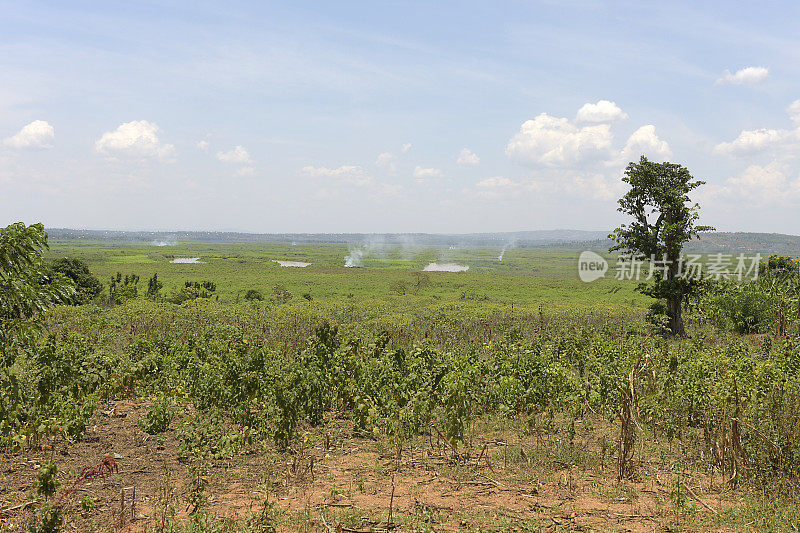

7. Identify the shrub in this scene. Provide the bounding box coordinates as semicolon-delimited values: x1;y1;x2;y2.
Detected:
271;286;292;304
50;257;103;304
138;396;178;434
244;289;263;301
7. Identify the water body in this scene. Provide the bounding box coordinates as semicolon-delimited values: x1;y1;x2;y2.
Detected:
272;260;311;267
423;262;469;272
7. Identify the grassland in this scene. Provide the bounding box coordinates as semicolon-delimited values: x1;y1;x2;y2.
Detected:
46;240;649;313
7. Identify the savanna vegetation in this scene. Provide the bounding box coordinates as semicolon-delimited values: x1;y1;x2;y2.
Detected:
3;187;800;530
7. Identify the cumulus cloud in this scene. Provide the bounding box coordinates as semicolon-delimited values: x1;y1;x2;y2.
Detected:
575;100;628;123
4;120;54;149
714;100;800;160
95;120;174;159
401;143;412;153
502;103;677;202
302;165;372;186
714;128;789;156
702;162;800;206
216;145;252;164
375;152;397;171
788;100;800;124
506;113;613;167
197;140;210;151
708;101;800;208
457;148;480;166
729;163;787;197
619;125;672;162
715;66;769;86
413;166;444;182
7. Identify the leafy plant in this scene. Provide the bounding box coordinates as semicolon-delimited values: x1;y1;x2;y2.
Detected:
244;289;263;301
50;257;102;304
139;396;178;434
31;461;63;533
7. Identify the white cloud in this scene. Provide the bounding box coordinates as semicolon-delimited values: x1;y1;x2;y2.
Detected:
619;125;672;162
375;152;397;171
197;140;210;151
237;166;256;177
216;145;252;164
568;173;626;201
95;120;174;159
729;163;787;197
702;162;800;206
302;165;372;186
715;66;769;86
457;148;480;166
413;166;444;182
401;143;412;153
4;120;54;149
714;128;789;156
788;100;800;125
502;105;676;202
506;113;613;167
575;100;628;123
714;101;800;157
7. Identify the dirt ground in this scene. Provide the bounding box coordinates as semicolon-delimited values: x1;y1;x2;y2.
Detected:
0;399;743;532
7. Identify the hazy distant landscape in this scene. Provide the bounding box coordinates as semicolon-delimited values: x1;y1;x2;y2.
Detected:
48;227;800;254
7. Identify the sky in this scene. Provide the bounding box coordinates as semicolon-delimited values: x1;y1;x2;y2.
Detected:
2;0;800;234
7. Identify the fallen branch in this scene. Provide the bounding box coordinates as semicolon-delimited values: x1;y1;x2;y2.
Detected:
681;482;719;515
0;501;35;515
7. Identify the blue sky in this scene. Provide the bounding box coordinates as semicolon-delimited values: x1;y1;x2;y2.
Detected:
2;1;800;233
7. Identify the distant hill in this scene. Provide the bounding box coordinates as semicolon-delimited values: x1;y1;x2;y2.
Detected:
45;228;800;254
45;228;610;247
685;232;800;255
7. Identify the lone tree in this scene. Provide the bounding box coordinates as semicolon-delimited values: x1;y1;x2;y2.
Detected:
610;156;713;336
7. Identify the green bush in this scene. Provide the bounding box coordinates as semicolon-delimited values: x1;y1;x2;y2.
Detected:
50;257;103;304
244;289;263;301
138;396;178;434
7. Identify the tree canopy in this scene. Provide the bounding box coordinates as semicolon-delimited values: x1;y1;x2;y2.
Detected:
0;223;75;363
50;257;102;304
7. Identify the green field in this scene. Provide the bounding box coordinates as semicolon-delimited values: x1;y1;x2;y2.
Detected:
46;240;648;313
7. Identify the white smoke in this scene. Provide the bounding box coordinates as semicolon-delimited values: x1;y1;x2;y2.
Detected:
151;234;178;246
344;238;389;267
399;235;421;261
497;240;517;262
344;247;364;267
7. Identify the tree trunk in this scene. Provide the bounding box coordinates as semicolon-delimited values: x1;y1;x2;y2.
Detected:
665;249;686;337
667;296;685;337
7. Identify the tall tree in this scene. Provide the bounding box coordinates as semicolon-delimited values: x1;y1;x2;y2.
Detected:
610;157;713;336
